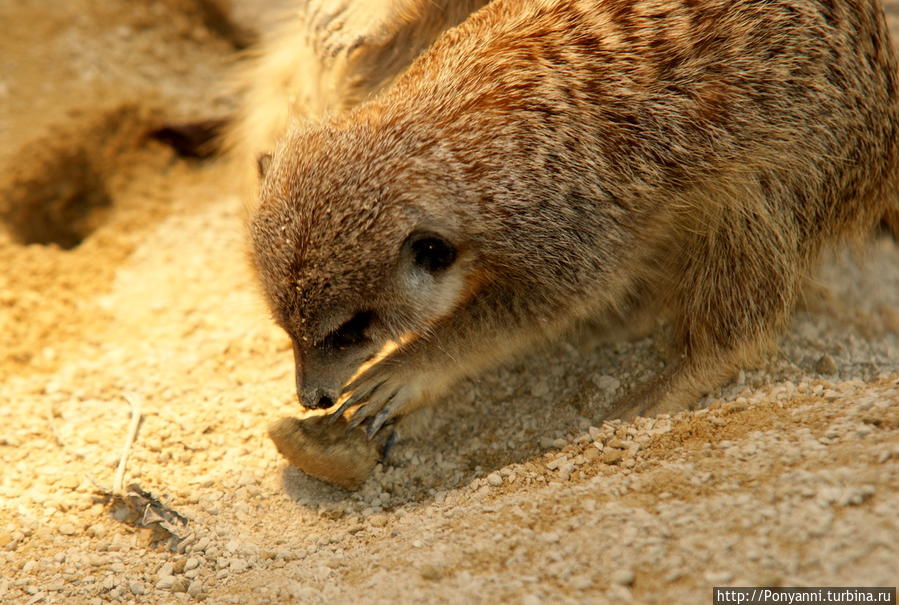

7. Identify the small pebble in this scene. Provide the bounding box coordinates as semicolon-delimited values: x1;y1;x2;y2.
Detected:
185;557;200;571
129;581;145;595
612;569;635;586
58;523;77;536
58;474;81;489
419;564;443;581
570;574;593;590
595;375;621;393
541;532;560;543
815;355;838;375
187;580;203;598
230;558;249;574
602;449;624;465
487;473;503;487
156;576;176;590
275;548;294;561
193;537;210;553
158;562;174;578
706;570;734;584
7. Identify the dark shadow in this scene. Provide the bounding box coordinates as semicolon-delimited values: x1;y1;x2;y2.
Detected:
150;118;229;159
275;325;672;517
1;149;111;249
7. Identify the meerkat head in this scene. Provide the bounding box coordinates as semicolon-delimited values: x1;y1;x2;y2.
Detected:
250;121;476;411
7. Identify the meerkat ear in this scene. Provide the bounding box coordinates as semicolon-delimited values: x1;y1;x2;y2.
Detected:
257;153;273;179
404;231;457;274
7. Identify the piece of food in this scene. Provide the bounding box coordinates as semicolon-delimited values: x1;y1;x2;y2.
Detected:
268;412;380;490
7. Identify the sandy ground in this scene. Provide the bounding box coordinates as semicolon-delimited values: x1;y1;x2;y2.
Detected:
1;1;898;604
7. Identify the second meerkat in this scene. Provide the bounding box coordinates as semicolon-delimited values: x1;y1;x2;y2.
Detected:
251;0;899;436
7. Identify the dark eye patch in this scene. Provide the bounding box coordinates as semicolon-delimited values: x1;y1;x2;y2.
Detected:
326;310;373;351
410;233;457;273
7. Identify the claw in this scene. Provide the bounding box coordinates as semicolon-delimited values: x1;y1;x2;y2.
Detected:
341;370;382;397
347;388;397;433
329;378;387;426
346;406;371;431
326;396;355;425
365;418;381;440
380;430;398;460
366;401;395;439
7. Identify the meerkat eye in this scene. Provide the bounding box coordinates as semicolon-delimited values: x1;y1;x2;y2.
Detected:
408;233;457;273
327;310;373;350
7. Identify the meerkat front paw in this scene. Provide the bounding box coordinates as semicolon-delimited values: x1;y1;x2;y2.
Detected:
330;364;421;438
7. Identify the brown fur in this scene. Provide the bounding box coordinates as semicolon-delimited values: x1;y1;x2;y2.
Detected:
250;0;899;445
223;0;490;203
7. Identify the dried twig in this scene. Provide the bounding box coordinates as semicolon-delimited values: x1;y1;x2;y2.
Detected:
113;393;143;495
87;393;191;548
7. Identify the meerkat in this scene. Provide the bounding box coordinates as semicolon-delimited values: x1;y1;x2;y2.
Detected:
249;0;899;478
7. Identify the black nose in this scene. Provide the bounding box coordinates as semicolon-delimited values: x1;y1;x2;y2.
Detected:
312;393;334;409
299;386;337;410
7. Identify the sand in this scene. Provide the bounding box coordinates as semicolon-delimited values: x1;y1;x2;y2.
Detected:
1;1;897;603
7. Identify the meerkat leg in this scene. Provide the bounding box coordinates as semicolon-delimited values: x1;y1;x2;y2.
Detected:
614;204;803;420
335;292;565;437
339;341;482;437
612;347;756;420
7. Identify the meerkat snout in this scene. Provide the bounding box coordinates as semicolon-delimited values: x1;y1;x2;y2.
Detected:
291;308;379;410
292;312;373;409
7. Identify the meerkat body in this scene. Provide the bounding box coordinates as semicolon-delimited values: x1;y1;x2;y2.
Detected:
249;0;899;443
